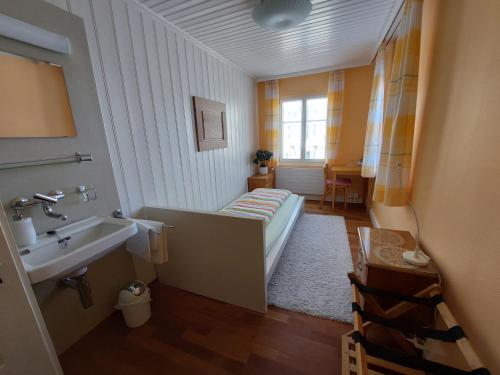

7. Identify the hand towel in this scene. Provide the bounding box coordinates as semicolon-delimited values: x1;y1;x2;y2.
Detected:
126;219;168;264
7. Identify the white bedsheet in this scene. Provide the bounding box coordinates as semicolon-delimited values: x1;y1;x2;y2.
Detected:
264;194;299;255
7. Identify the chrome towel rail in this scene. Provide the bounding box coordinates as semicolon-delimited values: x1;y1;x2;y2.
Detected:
112;209;174;229
0;152;93;170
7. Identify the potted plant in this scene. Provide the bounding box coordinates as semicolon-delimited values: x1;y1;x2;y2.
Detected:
253;149;273;175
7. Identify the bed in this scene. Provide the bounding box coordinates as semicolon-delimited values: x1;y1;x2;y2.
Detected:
142;188;304;313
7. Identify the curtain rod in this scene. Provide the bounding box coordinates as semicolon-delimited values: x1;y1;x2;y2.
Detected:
371;0;405;64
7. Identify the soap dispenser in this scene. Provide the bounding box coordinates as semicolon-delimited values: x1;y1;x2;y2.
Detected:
9;211;37;248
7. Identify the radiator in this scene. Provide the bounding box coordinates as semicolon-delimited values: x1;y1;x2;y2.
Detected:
276;166;363;203
276;167;324;196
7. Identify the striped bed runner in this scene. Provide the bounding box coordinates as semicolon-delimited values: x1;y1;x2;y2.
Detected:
220;188;291;224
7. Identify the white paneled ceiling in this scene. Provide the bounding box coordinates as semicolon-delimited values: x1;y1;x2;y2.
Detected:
138;0;402;79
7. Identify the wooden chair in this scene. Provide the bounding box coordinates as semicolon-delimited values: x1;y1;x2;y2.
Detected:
319;164;352;209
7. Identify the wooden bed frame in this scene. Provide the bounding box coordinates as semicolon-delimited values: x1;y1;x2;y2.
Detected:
143;196;304;313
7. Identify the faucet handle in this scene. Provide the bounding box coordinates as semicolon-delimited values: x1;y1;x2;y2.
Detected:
10;198;29;221
77;186;96;202
33;193;58;204
11;197;29;208
48;190;65;200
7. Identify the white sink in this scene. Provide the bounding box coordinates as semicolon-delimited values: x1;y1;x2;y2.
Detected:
19;216;137;284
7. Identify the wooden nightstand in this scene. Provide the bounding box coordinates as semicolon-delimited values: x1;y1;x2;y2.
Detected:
354;227;440;352
356;227;439;311
247;173;274;191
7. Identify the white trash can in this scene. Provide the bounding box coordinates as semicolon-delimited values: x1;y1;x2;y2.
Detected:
115;280;151;328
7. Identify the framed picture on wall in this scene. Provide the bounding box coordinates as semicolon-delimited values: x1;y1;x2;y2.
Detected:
192;96;228;151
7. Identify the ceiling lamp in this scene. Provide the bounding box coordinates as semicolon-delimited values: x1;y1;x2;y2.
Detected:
252;0;312;32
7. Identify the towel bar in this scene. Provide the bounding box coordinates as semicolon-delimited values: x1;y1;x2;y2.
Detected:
112;209;174;229
148;224;173;235
0;152;93;170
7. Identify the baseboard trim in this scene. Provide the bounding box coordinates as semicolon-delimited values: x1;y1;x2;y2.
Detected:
369;208;381;228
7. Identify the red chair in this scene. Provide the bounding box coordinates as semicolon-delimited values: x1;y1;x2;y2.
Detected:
319;164;352;209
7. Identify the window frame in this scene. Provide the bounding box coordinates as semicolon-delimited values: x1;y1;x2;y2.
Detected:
280;95;328;165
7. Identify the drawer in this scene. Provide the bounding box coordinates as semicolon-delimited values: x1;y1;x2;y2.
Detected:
253;179;271;188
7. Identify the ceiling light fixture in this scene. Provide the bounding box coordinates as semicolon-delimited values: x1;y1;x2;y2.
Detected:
252;0;312;32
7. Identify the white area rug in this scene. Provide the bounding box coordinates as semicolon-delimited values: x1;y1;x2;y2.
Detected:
268;213;353;323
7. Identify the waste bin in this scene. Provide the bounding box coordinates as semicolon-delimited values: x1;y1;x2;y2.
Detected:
115;280;151;328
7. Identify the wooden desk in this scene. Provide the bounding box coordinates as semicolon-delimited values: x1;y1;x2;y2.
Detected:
330;165;368;209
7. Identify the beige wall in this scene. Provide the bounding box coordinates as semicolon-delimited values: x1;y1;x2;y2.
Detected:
257;66;373;197
0;0;137;356
33;247;135;354
372;0;500;371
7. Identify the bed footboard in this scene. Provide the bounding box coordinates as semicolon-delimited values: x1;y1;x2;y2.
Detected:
144;206;267;313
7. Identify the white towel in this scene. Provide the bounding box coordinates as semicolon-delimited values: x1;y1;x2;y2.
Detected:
126;219;168;264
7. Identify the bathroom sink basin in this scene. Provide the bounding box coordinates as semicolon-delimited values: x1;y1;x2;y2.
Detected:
19;216;137;284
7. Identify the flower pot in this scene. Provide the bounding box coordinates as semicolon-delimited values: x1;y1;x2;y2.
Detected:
258;166;269;175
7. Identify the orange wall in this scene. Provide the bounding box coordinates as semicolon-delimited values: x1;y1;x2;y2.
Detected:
372;0;500;371
336;66;374;166
257;66;373;197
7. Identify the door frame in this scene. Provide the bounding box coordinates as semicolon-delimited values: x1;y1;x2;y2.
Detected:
0;202;62;375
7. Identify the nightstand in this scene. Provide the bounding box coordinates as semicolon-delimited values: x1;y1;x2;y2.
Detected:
356;227;439;311
355;227;440;352
247;173;274;191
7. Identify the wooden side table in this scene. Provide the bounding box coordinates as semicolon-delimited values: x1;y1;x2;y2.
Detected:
355;227;440;353
356;227;439;298
247;173;274;191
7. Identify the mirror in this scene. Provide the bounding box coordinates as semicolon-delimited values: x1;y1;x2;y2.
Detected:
0;51;76;138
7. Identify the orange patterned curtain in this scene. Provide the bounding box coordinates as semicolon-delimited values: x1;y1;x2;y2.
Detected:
326;70;344;167
373;0;422;206
263;80;280;167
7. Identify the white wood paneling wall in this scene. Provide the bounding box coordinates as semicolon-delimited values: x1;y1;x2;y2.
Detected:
43;0;256;215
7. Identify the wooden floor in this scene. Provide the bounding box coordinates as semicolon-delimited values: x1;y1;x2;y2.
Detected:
59;200;372;375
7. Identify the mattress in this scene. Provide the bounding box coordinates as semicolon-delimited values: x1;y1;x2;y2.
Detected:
219;192;299;256
264;193;299;254
219;188;291;223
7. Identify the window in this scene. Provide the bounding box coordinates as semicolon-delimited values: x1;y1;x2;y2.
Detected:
281;97;328;162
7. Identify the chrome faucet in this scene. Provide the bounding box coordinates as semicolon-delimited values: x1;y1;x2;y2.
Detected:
11;191;68;221
41;201;68;220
